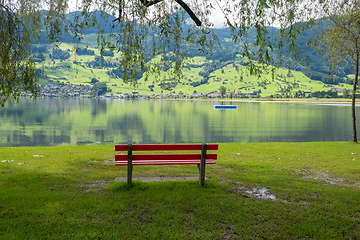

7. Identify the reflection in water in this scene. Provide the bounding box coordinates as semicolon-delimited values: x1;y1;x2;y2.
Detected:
0;98;358;147
107;114;153;144
91;100;107;116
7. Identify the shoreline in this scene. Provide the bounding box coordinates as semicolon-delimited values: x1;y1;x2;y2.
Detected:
161;98;354;104
16;96;356;104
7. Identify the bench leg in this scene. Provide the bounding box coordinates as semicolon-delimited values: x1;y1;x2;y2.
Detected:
127;144;133;187
127;163;133;187
199;143;207;186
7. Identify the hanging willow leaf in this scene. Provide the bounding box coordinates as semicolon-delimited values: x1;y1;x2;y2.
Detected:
0;3;40;107
1;0;350;107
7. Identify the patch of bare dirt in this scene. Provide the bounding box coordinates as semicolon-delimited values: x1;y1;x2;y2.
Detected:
114;176;200;182
82;180;109;192
295;169;346;185
230;182;276;201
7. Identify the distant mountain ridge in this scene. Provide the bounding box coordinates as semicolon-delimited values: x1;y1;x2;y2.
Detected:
33;11;354;86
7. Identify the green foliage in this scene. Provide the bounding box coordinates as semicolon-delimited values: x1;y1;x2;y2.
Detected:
91;82;107;96
343;89;351;99
51;48;70;60
0;4;40;107
306;1;360;142
90;78;99;84
219;85;227;98
30;43;354;98
311;90;338;98
76;48;95;56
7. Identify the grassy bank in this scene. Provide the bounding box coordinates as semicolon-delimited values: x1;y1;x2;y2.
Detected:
1;142;360;239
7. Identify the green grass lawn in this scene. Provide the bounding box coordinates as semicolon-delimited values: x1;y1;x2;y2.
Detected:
1;142;359;238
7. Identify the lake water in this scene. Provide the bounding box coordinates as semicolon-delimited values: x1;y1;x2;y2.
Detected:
0;98;359;147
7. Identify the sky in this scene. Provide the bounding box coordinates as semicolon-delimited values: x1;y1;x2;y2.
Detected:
67;0;228;28
207;7;227;28
48;0;326;29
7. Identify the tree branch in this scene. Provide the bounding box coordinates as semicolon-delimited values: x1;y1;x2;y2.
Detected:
114;0;202;26
174;0;201;26
140;0;164;7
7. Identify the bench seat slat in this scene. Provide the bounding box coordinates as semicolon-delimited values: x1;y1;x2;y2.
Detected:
115;144;218;151
115;153;217;161
116;159;216;166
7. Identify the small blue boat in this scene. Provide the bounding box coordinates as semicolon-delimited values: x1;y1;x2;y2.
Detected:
213;105;237;110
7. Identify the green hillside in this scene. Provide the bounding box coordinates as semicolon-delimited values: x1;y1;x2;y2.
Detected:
33;34;354;98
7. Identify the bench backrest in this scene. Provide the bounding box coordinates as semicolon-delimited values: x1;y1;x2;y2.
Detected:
115;144;218;151
115;144;218;165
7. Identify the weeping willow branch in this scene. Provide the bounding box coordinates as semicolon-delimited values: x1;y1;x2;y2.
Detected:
114;0;201;26
173;0;201;26
140;0;163;7
0;3;40;107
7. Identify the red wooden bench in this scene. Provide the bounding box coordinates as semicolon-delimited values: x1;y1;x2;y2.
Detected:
115;143;218;186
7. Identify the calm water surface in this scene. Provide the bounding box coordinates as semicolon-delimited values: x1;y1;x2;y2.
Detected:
0;98;359;147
